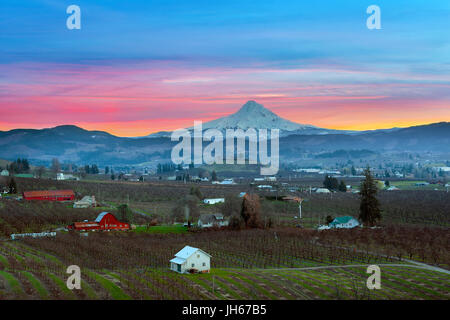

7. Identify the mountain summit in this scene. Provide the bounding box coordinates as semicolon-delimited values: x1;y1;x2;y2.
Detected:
201;100;318;132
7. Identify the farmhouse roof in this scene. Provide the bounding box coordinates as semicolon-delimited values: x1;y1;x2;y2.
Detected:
331;216;356;224
170;257;186;264
174;246;211;260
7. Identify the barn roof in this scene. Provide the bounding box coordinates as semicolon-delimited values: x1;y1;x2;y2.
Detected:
174;246;211;259
95;212;110;222
23;190;74;198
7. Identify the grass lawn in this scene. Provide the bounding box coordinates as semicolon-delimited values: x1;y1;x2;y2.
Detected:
133;224;188;234
389;180;446;191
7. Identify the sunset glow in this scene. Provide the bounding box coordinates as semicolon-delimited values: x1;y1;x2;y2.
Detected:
1;1;449;136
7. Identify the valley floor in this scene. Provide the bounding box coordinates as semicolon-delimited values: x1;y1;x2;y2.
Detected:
0;240;448;300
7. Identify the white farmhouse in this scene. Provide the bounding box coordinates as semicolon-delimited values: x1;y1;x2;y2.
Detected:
170;246;211;274
203;198;225;205
315;188;331;193
0;169;9;177
198;214;229;228
329;216;360;229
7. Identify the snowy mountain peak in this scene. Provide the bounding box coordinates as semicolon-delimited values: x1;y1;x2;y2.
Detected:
145;101;344;138
236;100;274;116
202;100;316;132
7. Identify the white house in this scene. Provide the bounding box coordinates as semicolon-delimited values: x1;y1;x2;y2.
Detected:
0;169;9;177
73;195;97;208
203;198;225;205
257;185;272;189
56;173;79;181
170;246;211;274
198;214;229;228
329;216;360;229
315;188;331;193
219;179;235;185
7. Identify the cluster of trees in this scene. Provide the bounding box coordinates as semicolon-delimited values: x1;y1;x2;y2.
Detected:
84;164;99;174
323;175;347;192
157;163;179;173
7;158;30;174
229;194;264;230
117;204;134;224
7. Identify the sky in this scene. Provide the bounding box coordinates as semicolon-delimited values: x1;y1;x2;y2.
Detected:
0;0;449;136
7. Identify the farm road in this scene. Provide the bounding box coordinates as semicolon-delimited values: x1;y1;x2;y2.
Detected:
222;263;450;274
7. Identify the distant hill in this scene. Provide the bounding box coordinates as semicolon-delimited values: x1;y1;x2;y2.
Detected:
0;103;449;166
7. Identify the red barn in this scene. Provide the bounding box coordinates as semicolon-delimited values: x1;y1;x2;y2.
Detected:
67;212;130;231
23;190;75;201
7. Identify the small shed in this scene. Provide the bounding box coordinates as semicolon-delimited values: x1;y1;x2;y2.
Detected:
0;170;9;176
170;246;211;274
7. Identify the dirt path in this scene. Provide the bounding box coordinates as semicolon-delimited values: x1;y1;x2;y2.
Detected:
221;263;450;275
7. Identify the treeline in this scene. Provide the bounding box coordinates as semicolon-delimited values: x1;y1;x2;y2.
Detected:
6;158;30;174
323;175;347;192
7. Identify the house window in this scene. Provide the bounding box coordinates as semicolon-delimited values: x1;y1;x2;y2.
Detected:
192;263;195;268
202;262;206;267
197;254;200;258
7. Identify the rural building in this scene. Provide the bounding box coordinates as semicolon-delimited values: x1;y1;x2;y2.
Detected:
0;169;9;176
265;176;277;182
73;195;97;208
23;190;75;201
329;216;360;229
257;185;272;189
170;246;211;273
67;212;130;231
198;213;229;228
203;198;225;205
11;232;56;240
56;173;79;181
218;179;234;185
315;188;331;193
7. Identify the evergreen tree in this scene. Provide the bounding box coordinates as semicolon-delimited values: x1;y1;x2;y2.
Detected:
323;175;338;190
8;178;17;194
117;204;134;224
211;170;218;181
338;180;347;192
359;166;382;227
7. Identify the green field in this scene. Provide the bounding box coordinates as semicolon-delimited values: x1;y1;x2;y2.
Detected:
133;224;188;234
389;180;446;191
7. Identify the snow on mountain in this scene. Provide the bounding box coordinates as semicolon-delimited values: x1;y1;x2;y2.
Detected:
144;100;340;138
201;100;317;131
